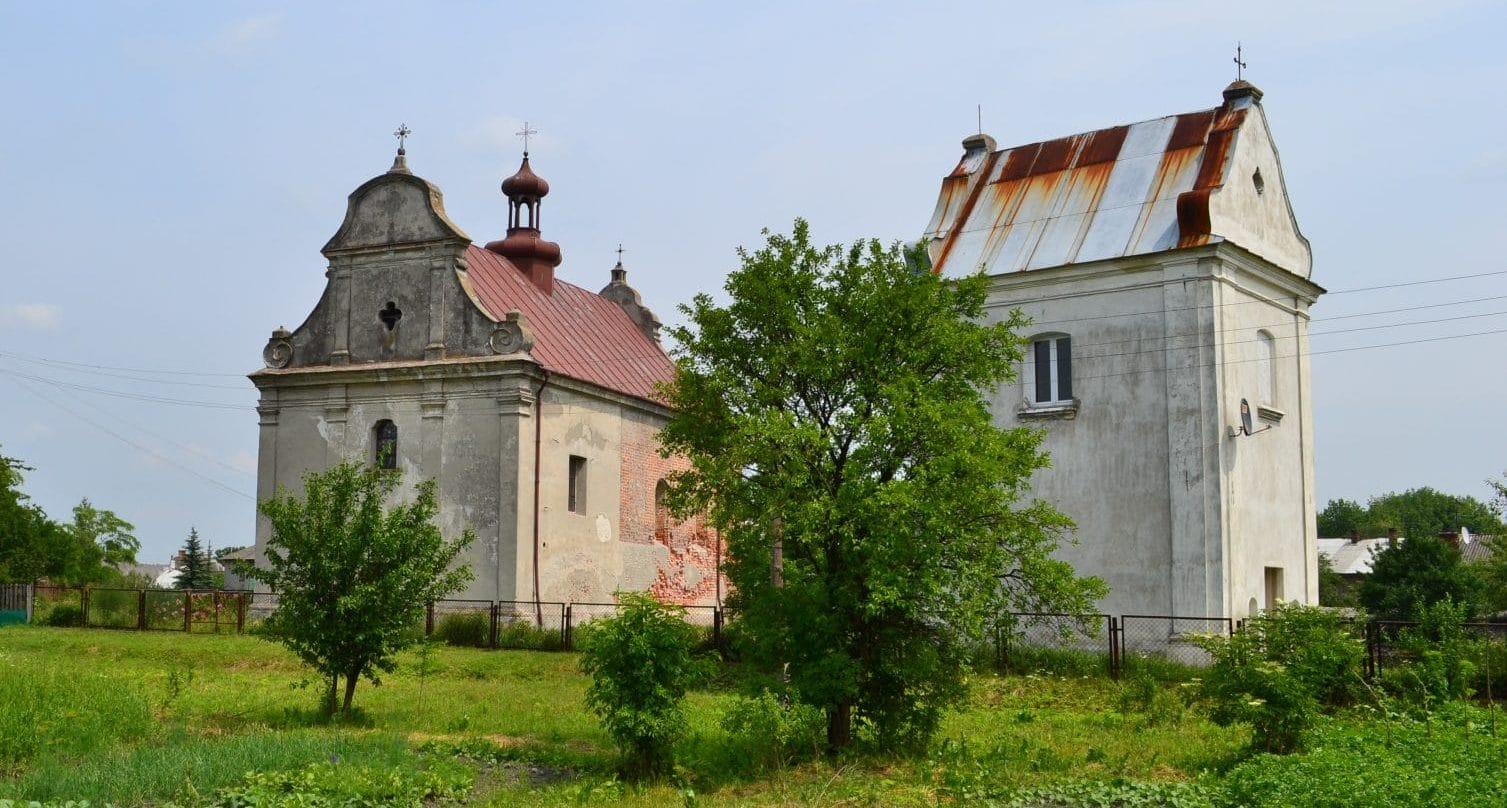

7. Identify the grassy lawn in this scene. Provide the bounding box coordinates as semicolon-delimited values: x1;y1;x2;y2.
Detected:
1;626;1502;806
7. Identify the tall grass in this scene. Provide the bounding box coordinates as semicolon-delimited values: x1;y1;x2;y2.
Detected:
0;661;152;775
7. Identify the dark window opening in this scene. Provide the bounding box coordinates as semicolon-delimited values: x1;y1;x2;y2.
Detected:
654;479;670;541
374;420;398;469
1030;336;1072;404
379;302;403;331
568;455;587;514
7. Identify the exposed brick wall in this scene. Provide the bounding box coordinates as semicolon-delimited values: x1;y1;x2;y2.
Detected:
618;409;722;605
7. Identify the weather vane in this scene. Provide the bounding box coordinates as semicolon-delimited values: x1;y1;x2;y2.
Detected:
393;123;411;152
1233;43;1247;81
516;121;538;156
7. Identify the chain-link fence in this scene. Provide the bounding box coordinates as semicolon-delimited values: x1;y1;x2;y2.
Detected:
1117;615;1232;672
995;613;1113;676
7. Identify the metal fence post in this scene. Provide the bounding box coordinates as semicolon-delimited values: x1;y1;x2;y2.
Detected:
25;583;34;624
1108;616;1119;680
564;604;573;651
489;602;500;649
82;586;91;627
183;591;191;632
137;590;147;631
237;593;247;634
713;607;723;650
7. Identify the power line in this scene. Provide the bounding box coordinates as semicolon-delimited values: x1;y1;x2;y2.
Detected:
0;349;247;378
9;377;255;501
0;366;254;412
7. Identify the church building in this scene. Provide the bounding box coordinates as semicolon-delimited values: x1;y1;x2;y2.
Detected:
923;80;1322;620
249;143;719;607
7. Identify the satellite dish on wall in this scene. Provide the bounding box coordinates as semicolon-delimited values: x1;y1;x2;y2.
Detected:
1239;399;1254;437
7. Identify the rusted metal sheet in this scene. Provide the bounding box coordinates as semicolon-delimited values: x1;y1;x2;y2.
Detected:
928;97;1254;276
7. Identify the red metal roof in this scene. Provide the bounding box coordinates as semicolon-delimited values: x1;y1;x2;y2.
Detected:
462;245;675;403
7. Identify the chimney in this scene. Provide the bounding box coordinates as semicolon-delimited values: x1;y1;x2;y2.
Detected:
175;549;188;568
962;132;997;157
1387;527;1399;549
1348;529;1360;544
1439;531;1460;551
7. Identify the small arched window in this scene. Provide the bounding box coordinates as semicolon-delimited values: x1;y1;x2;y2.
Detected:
1256;331;1276;406
373;420;398;470
654;480;671;541
1027;334;1072;405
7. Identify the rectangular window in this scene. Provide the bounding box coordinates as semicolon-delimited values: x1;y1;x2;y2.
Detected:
1030;336;1073;404
568;455;587;514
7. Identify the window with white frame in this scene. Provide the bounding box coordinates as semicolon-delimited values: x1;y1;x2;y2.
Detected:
1256;330;1275;406
1028;335;1073;405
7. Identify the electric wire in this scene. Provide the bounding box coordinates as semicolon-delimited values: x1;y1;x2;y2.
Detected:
9;377;255;501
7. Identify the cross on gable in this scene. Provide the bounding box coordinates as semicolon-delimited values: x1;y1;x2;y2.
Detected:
1234;43;1247;81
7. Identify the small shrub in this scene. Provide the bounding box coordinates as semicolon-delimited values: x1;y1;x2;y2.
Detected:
578;592;702;780
1194;603;1362;753
433;612;489;648
40;604;82;628
1115;670;1186;727
496;619;564;651
1385;598;1476;705
719;690;824;771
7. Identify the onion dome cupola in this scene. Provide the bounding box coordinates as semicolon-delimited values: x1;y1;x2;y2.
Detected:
486;152;562;294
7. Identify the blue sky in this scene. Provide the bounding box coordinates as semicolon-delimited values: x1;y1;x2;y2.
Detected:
2;1;1504;562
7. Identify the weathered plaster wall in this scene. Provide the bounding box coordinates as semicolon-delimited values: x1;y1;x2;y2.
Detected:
983;244;1318;618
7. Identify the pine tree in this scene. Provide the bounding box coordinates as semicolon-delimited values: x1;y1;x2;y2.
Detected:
177;527;214;590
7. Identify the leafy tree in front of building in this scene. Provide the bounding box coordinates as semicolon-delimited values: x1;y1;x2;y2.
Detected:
249;461;474;715
659;220;1107;752
1359;534;1482;620
0;449;139;585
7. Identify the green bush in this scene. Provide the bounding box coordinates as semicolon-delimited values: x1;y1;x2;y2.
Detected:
1382;599;1476;706
495;619;563;651
578;593;702;780
39;604;82;628
1193;603;1363;753
719;690;825;772
433;611;489;648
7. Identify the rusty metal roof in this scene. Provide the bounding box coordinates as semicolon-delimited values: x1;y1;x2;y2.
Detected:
463;245;675;403
925;90;1264;276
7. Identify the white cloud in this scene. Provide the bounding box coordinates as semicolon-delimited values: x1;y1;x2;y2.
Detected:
0;303;61;330
204;14;282;57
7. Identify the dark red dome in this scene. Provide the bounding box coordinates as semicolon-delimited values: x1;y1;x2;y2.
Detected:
501;156;549;199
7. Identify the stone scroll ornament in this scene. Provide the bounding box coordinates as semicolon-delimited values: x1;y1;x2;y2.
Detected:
263;327;293;368
489;309;535;355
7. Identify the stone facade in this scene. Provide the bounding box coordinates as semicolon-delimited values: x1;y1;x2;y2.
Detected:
923;82;1322;619
249;148;718;606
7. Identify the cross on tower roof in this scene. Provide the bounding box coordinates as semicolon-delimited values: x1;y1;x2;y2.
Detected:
516;121;538;156
393;123;411;153
616;243;625;263
1233;43;1247;81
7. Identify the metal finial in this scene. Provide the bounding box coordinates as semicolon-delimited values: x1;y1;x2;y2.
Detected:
516;121;538;156
977;104;982;136
1233;43;1247;81
616;243;624;263
393;123;411;154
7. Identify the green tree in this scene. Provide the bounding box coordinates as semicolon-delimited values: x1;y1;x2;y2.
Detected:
1316;498;1367;538
578;592;702;779
248;462;474;714
175;528;215;590
0;449;63;584
1366;487;1503;538
659;220;1106;751
1481;472;1507;612
1359;534;1482;620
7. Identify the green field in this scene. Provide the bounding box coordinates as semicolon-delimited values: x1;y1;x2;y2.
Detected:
1;626;1502;806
